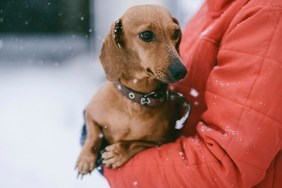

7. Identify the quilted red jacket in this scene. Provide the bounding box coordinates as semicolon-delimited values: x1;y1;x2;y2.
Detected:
104;0;282;187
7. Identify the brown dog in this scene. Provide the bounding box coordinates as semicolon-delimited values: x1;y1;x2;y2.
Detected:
76;5;187;175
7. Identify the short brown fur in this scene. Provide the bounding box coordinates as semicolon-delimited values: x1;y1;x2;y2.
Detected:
76;5;186;174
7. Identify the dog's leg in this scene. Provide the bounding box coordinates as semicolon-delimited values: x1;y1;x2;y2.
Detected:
76;113;102;176
101;140;158;169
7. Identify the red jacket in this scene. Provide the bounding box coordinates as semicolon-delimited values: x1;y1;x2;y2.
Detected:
104;0;282;187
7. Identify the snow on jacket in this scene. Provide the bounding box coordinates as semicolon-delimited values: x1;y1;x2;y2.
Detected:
104;0;282;187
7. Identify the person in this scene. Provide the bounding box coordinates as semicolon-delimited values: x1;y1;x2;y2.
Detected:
103;0;282;187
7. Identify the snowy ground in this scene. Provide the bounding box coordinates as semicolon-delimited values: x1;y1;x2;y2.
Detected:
0;55;110;188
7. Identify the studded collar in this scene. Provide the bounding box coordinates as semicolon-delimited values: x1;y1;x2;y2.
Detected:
114;80;168;107
113;80;191;129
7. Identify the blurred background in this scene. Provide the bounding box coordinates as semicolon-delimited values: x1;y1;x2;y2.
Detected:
0;0;203;187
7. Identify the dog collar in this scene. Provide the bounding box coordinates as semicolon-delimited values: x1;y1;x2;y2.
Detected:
114;80;168;107
114;80;191;129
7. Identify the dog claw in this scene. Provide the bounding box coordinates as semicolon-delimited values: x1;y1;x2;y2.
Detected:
77;172;84;180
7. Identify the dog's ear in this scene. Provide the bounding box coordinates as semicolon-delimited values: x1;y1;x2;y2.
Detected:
99;19;126;81
172;17;182;53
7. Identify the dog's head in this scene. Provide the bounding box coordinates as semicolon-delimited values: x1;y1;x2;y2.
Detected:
100;5;187;83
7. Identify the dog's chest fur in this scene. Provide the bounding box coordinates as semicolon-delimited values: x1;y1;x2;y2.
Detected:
86;82;176;144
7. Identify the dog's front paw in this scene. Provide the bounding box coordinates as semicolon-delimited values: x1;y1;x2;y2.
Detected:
76;149;97;177
101;142;131;169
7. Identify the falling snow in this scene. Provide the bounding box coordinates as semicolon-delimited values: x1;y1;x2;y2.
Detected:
200;124;212;132
213;79;241;88
133;79;138;84
179;152;185;159
224;126;239;136
133;181;138;186
191;137;201;145
190;88;199;97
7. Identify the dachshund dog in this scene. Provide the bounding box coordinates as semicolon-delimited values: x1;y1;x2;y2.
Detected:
76;5;187;176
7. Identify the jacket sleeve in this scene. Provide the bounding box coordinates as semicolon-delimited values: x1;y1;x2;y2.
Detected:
104;6;282;188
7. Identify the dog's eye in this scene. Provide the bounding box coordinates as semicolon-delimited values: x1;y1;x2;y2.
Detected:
139;31;155;42
172;29;181;40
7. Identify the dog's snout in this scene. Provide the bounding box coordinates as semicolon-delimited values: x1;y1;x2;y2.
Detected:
169;60;187;81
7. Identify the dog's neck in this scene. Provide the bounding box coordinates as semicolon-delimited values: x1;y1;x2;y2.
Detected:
119;75;163;94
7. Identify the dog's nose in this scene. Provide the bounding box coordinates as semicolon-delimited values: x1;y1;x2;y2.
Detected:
169;62;187;81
